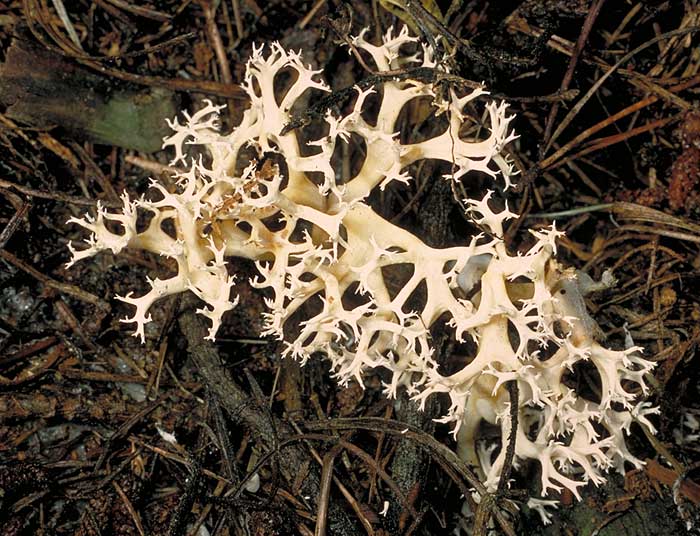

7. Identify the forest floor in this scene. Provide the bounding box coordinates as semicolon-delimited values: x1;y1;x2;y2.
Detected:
1;1;700;535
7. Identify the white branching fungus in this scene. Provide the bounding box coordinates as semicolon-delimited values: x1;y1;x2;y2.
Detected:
67;27;656;503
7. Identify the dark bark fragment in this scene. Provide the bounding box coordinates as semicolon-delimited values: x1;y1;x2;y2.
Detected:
0;34;177;153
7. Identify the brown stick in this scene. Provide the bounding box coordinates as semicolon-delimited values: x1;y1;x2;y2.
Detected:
177;299;359;536
542;0;606;154
0;249;109;310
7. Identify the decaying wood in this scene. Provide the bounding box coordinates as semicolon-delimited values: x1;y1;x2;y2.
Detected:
0;33;177;152
177;299;360;536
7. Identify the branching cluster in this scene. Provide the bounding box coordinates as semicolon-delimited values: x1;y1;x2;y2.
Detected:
67;27;656;511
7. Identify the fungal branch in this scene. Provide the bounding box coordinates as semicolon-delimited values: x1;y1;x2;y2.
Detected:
67;26;656;511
